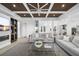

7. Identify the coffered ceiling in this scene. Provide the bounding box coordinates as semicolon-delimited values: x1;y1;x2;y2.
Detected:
17;13;31;17
32;13;46;17
48;13;62;17
2;3;27;11
1;3;77;18
51;3;76;11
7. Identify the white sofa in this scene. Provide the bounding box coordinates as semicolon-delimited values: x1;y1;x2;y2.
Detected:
29;33;54;43
56;35;79;56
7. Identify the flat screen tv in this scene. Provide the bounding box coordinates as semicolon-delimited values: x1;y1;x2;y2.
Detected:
0;17;10;31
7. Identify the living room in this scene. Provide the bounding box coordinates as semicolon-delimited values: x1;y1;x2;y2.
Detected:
0;0;79;57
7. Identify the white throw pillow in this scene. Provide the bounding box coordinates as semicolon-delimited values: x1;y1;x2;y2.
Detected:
63;36;69;41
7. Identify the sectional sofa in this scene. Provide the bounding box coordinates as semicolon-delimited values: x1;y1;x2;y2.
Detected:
55;35;79;56
29;33;54;43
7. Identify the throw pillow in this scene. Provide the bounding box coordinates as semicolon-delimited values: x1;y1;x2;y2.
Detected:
63;36;69;41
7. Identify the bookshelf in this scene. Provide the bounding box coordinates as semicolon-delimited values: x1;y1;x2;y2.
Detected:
11;18;17;43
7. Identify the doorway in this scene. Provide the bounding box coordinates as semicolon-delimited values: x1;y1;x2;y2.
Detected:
11;18;18;43
72;27;76;35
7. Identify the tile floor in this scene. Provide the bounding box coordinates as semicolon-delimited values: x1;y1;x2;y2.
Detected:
0;38;68;56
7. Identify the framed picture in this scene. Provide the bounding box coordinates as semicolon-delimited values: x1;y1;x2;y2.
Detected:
0;17;10;31
0;35;9;42
0;25;10;31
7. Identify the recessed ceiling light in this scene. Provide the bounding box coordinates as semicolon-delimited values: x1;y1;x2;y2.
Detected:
62;4;65;7
38;14;40;16
24;15;26;16
13;4;16;7
53;14;55;16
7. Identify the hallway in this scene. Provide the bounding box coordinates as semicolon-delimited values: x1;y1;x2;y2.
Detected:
0;38;68;56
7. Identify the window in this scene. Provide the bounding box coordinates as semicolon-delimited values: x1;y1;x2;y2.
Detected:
35;20;38;27
44;26;46;32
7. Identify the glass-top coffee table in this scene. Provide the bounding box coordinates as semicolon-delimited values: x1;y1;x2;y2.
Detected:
28;39;56;56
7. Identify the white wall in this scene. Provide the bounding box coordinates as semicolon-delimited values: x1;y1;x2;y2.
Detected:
20;18;57;37
39;20;53;33
0;4;21;49
0;12;11;49
17;21;21;38
20;19;35;37
21;23;27;37
54;4;79;35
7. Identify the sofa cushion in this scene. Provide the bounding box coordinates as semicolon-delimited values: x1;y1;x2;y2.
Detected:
59;35;64;40
72;38;79;48
71;48;79;56
69;35;74;42
56;39;79;55
63;36;70;42
57;35;64;40
56;39;76;48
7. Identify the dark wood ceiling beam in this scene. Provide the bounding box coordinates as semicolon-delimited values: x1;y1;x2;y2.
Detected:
46;3;54;18
23;3;33;18
40;3;48;9
28;3;37;9
13;11;66;13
